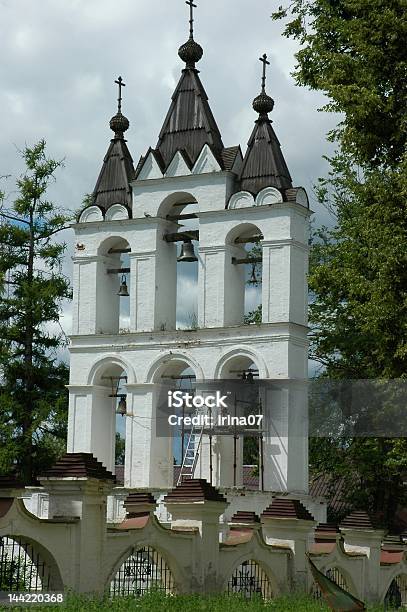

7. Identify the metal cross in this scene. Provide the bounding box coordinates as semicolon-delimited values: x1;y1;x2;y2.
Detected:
115;76;126;113
186;0;197;38
259;54;270;92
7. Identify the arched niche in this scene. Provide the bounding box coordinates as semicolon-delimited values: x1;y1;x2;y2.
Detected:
226;558;275;599
109;545;175;597
157;192;199;331
105;204;130;221
79;205;104;223
95;237;131;334
224;223;263;326
228;191;255;210
255;187;283;206
0;535;63;592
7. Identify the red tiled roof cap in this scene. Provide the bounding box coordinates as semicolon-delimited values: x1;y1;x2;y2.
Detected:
164;479;226;504
262;498;314;521
340;511;382;530
40;453;116;482
124;492;156;506
231;511;260;524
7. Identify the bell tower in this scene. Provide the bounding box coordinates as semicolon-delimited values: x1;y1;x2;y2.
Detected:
67;4;310;494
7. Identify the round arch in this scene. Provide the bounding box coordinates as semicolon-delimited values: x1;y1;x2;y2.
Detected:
221;554;279;599
157;191;198;218
0;534;64;592
382;572;407;606
312;563;358;599
87;355;137;386
145;351;204;384
107;541;179;597
225;222;263;246
97;235;131;256
214;347;268;380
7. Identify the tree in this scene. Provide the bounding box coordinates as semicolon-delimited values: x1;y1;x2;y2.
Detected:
272;0;406;168
273;0;407;528
0;140;72;484
115;433;126;466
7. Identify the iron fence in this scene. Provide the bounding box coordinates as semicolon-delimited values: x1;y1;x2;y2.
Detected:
110;546;174;597
227;559;273;599
0;536;50;592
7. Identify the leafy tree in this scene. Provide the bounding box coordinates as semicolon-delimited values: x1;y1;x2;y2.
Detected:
0;140;72;484
272;0;406;168
115;433;126;466
273;0;407;528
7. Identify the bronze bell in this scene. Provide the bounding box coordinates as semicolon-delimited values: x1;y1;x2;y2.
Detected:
117;275;129;297
116;396;127;416
177;241;198;263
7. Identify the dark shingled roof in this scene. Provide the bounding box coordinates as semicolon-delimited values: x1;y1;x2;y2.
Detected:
340;510;382;530
92;136;135;212
40;453;116;482
164;479;227;504
124;492;156;507
231;511;260;524
262;498;314;521
156;67;224;171
0;475;25;489
221;146;242;172
239;117;292;196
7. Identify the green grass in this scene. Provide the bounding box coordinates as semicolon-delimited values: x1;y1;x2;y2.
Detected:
1;592;389;611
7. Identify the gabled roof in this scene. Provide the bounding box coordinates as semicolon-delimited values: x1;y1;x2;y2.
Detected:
239;117;292;196
156;67;225;171
91;110;135;213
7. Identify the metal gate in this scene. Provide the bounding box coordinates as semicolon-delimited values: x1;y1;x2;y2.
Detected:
384;574;407;609
227;559;273;599
110;546;174;597
311;566;350;599
0;536;51;592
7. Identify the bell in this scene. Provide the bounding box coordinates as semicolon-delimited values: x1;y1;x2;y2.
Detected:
177;241;198;263
116;396;127;416
117;275;129;297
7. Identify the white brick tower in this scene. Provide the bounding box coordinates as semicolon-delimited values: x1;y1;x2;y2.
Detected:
67;11;311;494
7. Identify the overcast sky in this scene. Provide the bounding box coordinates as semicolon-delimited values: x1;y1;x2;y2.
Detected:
0;0;338;349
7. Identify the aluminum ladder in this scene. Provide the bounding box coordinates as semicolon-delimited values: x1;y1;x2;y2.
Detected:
177;410;206;485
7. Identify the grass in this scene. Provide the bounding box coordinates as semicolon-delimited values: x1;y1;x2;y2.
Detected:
4;592;391;612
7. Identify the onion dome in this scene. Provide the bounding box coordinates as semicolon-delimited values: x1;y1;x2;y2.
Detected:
109;111;130;138
178;37;204;68
253;91;275;116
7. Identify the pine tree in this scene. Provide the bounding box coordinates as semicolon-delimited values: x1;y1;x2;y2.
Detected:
0;140;72;484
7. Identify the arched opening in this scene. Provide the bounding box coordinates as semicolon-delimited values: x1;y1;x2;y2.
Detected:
161;194;199;330
311;566;355;600
225;224;263;326
110;546;174;597
0;536;62;592
92;361;130;474
384;574;407;608
97;237;131;334
227;559;274;599
218;354;263;490
153;357;197;485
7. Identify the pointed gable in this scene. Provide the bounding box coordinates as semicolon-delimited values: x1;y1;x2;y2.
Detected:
156;68;224;170
165;150;192;177
239;118;292;196
192;143;222;174
137;148;164;180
